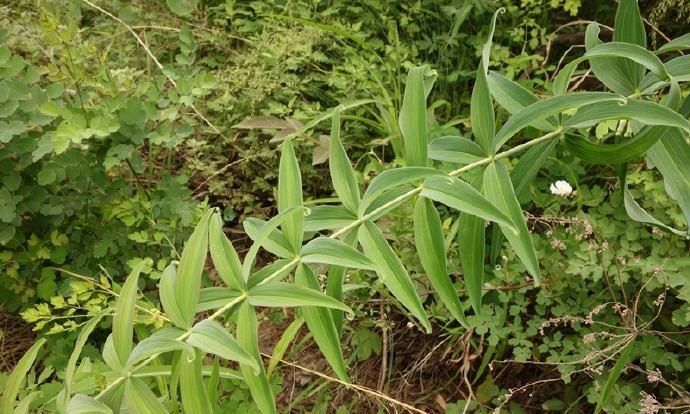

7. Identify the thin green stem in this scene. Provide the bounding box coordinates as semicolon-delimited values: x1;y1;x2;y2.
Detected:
329;129;564;239
256;257;301;286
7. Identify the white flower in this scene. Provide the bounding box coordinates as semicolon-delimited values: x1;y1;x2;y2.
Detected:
550;180;573;197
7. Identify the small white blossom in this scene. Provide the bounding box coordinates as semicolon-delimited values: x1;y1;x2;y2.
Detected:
550;180;573;197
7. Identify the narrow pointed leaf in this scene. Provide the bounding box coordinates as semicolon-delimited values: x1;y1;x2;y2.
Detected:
656;33;690;54
300;237;374;270
1;338;46;414
421;175;516;231
125;378;167;414
159;264;186;328
237;301;276;414
640;55;690;94
295;264;349;380
595;341;635;413
471;9;502;152
209;212;244;290
358;221;431;332
67;395;113;414
360;167;445;214
179;350;214;414
458;213;486;314
512;138;558;203
329;108;360;213
197;287;243;313
247;258;298;288
243;218;293;258
326;231;358;334
243;207;304;278
267;317;304;377
176;210;212;328
187;320;259;372
414;197;467;325
15;391;41;414
59;309;109;413
249;282;352;313
278;139;304;252
127;328;192;367
565;99;690;132
399;66;436;166
428;136;486;164
113;261;146;366
487;71;557;130
613;0;646;87
304;205;357;232
483;162;540;284
492;93;623;151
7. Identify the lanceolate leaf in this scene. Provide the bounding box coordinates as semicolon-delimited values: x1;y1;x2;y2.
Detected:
243;207;304;279
267;317;304;377
640;55;690;94
612;0;646;86
243;218;293;258
420;175;516;231
304;205;357;232
329;108;361;213
512;138;558;203
59;309;110;412
300;237;374;270
564;99;690;133
187;320;259;372
428;136;486;164
414;197;467;325
247;259;298;288
295;264;349;380
159;264;187;328
209;212;244;290
458;213;486;315
278;139;304;253
127;328;193;367
1;337;46;414
113;261;147;366
358;221;431;332
483;162;541;284
486;71;556;131
248;282;353;313
197;287;242;313
176;210;212;328
125;378;167;414
656;33;690;54
179;350;214;414
492;93;624;151
471;9;502;152
360;167;445;215
326;230;358;334
67;395;113;414
399;66;436;167
237;301;275;414
595;341;635;413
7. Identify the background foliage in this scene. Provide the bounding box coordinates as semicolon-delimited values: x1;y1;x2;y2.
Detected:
1;0;689;413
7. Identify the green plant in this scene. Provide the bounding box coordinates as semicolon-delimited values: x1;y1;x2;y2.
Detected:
6;0;690;413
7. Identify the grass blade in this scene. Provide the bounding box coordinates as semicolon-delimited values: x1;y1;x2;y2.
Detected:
595;341;635;413
267;317;304;377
